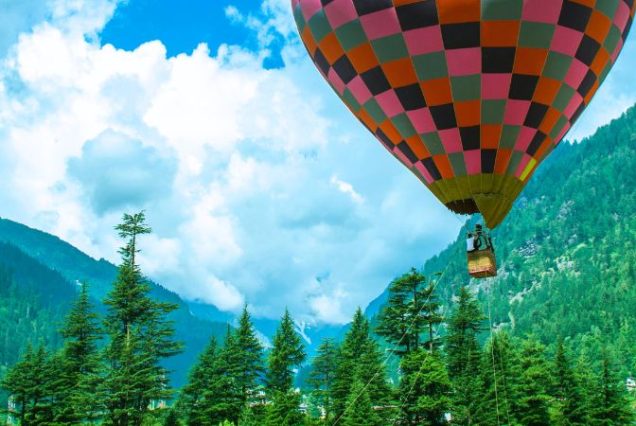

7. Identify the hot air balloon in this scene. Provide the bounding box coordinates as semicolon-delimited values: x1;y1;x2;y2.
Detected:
292;0;635;277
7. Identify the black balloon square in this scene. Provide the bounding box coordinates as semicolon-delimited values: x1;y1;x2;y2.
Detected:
527;131;546;156
396;1;438;31
442;23;480;49
395;83;427;110
430;104;457;130
575;35;600;66
398;141;418;163
481;150;497;173
375;127;394;148
509;74;539;100
353;0;393;15
558;1;592;32
577;70;597;97
313;48;330;75
524;103;549;128
422;157;442;180
482;47;516;73
460;126;480;150
361;66;391;95
333;55;357;84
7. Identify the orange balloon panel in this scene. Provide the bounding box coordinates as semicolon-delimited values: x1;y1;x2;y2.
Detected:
292;0;635;227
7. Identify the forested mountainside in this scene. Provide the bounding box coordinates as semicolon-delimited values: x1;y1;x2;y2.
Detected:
0;243;75;370
0;220;228;389
368;104;636;374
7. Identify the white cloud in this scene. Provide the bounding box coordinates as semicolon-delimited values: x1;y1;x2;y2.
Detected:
331;175;364;204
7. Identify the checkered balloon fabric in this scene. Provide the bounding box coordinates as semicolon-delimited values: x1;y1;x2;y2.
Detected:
292;0;635;228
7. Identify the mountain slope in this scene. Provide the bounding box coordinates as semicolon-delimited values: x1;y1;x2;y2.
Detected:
0;242;75;370
367;105;636;371
0;220;228;388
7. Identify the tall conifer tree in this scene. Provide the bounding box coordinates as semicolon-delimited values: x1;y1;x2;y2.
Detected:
553;338;587;425
589;351;633;425
341;377;381;426
102;212;182;426
308;338;338;421
446;286;485;424
332;308;389;421
54;282;103;424
376;268;442;354
231;305;264;408
399;349;451;426
179;335;221;425
517;338;551;426
266;309;306;393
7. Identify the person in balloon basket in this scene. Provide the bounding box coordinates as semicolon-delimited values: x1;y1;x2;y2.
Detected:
466;224;494;254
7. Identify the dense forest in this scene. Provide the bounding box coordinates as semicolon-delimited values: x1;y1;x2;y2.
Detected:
367;104;636;380
2;105;636;424
2;246;634;424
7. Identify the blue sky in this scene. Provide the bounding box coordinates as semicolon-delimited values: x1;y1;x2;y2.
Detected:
100;0;284;67
0;0;634;323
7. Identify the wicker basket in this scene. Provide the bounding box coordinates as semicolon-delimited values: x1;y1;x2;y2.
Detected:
467;249;497;278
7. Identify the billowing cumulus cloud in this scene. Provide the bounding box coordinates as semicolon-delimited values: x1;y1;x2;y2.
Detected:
68;130;177;214
1;0;634;324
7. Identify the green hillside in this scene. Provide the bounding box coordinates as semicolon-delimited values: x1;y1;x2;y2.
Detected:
0;243;75;369
0;221;229;388
369;104;636;374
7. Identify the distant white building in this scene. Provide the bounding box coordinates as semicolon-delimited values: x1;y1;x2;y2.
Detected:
626;377;636;392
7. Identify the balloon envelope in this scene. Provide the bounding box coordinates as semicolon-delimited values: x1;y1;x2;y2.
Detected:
292;0;635;228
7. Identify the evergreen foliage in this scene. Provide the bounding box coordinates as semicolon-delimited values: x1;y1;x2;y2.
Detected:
101;212;182;425
589;352;634;426
1;344;55;425
398;349;451;426
553;338;588;426
376;268;442;354
307;338;337;421
445;286;485;424
228;306;264;412
266;309;306;394
517;338;552;426
341;378;381;426
178;335;223;425
332;308;390;422
53;282;103;423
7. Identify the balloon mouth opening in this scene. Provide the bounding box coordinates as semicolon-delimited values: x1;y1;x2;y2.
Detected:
445;199;478;215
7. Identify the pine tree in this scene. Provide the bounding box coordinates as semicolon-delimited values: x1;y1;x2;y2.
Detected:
376;268;442;354
517;338;551;426
266;309;306;394
163;408;181;426
179;335;221;425
102;212;182;426
1;344;56;425
53;282;103;424
307;338;338;422
475;331;521;426
398;349;451;426
445;286;485;424
230;306;264;409
589;351;633;425
332;309;390;421
341;377;381;426
264;390;305;426
553;338;587;425
210;326;245;424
